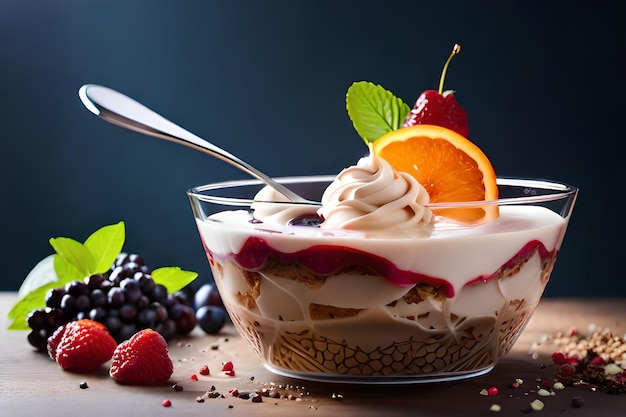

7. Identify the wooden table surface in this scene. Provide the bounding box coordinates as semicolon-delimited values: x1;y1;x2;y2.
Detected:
1;293;625;417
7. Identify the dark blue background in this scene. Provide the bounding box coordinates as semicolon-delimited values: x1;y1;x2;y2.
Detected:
1;1;623;296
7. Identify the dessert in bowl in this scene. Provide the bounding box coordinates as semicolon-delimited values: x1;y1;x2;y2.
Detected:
188;171;577;383
188;45;578;382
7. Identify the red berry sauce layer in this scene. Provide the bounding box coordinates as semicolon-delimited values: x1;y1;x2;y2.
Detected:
207;237;557;299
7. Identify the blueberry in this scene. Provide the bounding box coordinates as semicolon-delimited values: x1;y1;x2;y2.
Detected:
194;283;223;310
174;305;197;335
196;305;227;335
288;214;322;227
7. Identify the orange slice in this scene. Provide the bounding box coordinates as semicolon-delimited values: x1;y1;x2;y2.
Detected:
371;124;499;223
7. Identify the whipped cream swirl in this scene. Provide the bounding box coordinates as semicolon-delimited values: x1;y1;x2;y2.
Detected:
318;154;433;234
251;186;319;226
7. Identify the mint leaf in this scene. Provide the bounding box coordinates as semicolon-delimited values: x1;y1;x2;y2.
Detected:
53;253;85;283
84;221;125;273
49;237;95;277
152;267;198;294
17;254;57;299
346;81;410;143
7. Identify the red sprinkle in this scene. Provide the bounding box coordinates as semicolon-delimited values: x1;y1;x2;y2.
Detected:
222;361;235;376
541;379;554;389
559;364;576;378
190;374;198;381
552;352;568;365
199;365;210;376
162;399;172;407
590;356;604;365
228;389;239;397
487;386;499;396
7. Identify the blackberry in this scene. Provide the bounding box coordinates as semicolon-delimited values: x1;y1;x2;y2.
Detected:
90;289;107;308
107;287;125;308
26;253;198;350
44;287;66;308
85;273;105;290
26;306;65;351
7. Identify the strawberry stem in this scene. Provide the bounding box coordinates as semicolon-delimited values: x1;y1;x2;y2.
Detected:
438;44;461;94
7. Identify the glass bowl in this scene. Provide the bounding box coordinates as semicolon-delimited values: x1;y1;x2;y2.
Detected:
188;176;578;384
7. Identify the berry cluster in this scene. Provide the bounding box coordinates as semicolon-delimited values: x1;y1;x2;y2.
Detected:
26;253;197;350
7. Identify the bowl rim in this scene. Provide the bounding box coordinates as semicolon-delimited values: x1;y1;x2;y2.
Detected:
187;176;578;208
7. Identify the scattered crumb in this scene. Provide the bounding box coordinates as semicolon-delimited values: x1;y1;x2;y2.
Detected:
537;388;551;397
529;399;544;411
489;404;501;412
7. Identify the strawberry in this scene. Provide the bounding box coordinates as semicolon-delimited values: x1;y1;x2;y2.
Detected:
402;44;469;137
109;329;173;385
402;90;468;137
47;319;117;373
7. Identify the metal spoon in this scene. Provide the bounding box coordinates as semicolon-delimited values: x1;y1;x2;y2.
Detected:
78;84;309;203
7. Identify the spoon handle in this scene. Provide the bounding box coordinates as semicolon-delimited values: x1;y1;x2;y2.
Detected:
78;84;308;203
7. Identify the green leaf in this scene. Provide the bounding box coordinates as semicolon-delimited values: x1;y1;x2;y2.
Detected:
53;253;85;284
7;281;59;329
17;254;57;299
84;221;125;273
152;267;198;294
49;237;95;277
346;81;410;144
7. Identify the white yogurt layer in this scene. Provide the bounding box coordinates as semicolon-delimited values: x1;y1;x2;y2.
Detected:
197;205;568;298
